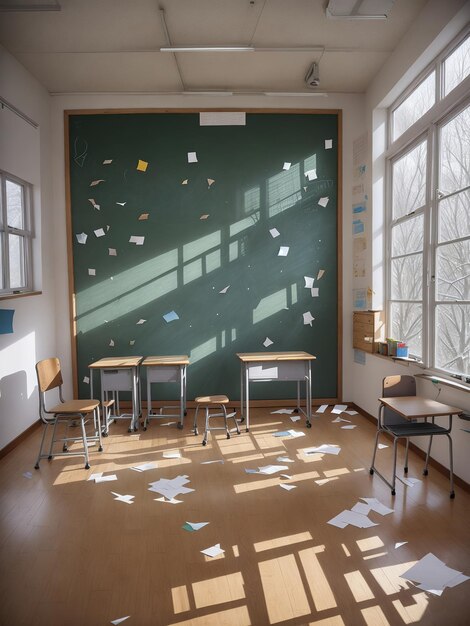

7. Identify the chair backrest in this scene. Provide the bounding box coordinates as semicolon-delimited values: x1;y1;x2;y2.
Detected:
36;358;63;393
382;375;416;425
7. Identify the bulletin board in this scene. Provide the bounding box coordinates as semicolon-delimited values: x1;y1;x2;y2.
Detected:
65;110;342;403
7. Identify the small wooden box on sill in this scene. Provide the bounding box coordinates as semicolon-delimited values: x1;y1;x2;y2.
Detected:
353;310;385;353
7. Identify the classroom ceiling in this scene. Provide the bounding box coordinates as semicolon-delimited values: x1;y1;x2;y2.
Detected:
0;0;428;95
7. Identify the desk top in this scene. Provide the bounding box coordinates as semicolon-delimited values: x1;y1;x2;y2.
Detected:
141;355;190;366
379;396;462;419
236;351;316;362
89;356;143;368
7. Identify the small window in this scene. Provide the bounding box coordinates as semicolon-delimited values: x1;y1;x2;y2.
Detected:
392;72;436;141
443;34;470;97
0;170;34;295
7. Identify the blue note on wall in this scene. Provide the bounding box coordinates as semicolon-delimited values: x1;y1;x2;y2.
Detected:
0;309;15;334
353;219;365;235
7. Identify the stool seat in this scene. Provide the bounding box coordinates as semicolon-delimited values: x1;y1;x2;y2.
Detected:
193;394;240;446
195;395;229;405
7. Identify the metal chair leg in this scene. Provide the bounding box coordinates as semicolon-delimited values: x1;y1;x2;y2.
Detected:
404;438;409;473
369;427;381;474
424;435;433;476
193;406;199;435
79;416;90;469
391;437;399;495
35;423;49;469
48;418;59;459
447;434;455;498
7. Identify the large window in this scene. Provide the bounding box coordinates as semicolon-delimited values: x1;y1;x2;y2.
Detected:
387;30;470;377
0;170;34;295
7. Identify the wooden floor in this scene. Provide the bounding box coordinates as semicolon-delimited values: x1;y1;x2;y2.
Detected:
1;407;469;626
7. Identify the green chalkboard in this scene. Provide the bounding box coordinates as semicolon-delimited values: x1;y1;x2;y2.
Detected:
66;110;341;403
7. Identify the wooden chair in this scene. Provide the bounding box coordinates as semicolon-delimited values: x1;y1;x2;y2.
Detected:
193;395;240;446
35;358;103;470
370;374;455;497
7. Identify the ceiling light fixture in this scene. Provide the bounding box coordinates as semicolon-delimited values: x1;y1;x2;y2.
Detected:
160;46;254;52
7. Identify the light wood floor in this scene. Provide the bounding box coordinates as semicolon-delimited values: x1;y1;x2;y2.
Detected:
1;407;469;626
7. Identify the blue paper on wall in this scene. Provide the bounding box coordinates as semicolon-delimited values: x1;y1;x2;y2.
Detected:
0;309;15;334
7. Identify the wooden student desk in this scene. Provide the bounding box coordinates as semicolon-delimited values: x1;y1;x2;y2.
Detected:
141;355;189;430
88;356;143;432
236;351;316;431
370;395;462;497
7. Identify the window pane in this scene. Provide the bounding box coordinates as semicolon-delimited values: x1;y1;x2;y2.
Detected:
392;141;427;219
436;239;470;301
391;214;423;256
439;104;470;195
391;254;422;300
392;72;435;141
8;234;25;288
444;35;470;97
436;304;470;375
438;189;470;243
6;179;24;229
391;302;422;358
0;236;4;290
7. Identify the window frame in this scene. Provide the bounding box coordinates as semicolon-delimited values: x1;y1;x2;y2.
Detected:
0;169;34;296
386;26;470;378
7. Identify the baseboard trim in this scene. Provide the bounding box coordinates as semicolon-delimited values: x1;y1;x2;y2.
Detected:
0;420;41;460
350;402;470;494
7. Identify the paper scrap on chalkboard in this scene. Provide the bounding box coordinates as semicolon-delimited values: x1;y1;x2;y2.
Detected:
90;179;105;187
303;311;315;326
0;310;14;334
109;339;114;347
325;139;333;149
76;232;87;244
188;152;198;163
88;198;100;210
109;248;117;256
182;179;188;185
129;235;145;245
88;268;96;276
263;337;273;347
136;159;148;172
305;169;317;181
200;214;209;220
283;162;291;171
163;310;179;323
138;213;149;220
311;287;319;297
83;376;90;384
103;159;113;165
269;228;280;238
116;201;126;206
278;246;289;257
219;285;230;294
318;197;329;207
304;276;314;289
137;319;146;325
94;228;106;237
207;178;215;187
317;269;325;280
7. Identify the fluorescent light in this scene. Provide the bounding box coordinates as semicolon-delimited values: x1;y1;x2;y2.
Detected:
183;91;234;96
326;11;387;19
264;92;328;97
160;46;254;52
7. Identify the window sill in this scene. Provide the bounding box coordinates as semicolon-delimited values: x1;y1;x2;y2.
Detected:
415;373;470;394
0;290;42;301
368;351;425;367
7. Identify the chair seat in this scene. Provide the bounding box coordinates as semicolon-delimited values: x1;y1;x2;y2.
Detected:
48;399;100;415
195;395;229;405
385;422;448;437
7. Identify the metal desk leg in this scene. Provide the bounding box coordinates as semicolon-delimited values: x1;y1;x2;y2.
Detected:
306;361;312;427
245;364;250;432
239;363;245;424
178;365;184;429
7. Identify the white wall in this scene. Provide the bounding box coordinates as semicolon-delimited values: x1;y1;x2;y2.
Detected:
0;46;56;449
351;0;470;484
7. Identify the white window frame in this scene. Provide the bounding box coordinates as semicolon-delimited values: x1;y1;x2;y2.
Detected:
0;169;34;295
386;26;470;378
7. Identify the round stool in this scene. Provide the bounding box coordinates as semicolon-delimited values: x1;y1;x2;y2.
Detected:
193;395;240;446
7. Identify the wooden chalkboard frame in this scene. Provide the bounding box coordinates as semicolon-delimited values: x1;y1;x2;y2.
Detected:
64;108;342;405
